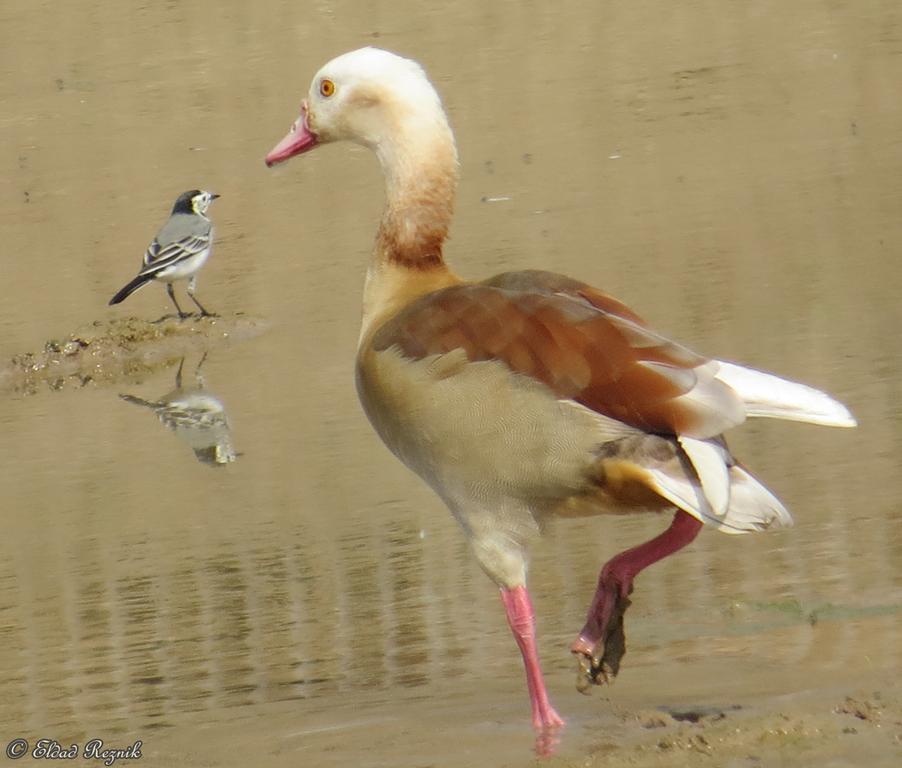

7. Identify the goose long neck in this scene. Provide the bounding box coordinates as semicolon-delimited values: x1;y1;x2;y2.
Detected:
359;115;461;346
374;115;459;271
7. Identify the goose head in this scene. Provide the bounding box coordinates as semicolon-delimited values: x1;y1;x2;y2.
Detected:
265;47;454;170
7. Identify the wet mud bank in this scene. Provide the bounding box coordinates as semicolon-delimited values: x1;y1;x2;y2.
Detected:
551;687;902;768
0;314;268;396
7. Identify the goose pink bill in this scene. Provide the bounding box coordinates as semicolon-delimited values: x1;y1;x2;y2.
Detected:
266;102;317;166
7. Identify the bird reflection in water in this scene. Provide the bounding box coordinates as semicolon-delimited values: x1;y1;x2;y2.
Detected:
119;353;238;466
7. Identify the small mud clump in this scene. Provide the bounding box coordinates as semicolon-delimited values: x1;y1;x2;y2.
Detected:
834;695;884;722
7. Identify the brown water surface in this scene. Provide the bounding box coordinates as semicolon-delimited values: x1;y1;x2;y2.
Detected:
1;1;901;766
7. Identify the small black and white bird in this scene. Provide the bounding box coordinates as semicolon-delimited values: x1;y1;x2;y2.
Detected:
109;189;220;318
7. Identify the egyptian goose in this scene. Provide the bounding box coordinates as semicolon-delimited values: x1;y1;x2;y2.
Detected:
265;48;856;732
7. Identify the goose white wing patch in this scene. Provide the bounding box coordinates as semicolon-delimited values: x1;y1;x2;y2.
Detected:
645;464;792;534
712;360;857;428
678;435;730;516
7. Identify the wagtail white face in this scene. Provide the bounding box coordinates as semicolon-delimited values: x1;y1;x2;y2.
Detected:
184;190;219;217
109;189;221;319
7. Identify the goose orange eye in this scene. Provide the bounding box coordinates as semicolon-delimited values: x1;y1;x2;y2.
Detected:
320;79;335;97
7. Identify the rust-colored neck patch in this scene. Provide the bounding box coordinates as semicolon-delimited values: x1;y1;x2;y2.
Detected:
375;128;458;272
376;217;447;271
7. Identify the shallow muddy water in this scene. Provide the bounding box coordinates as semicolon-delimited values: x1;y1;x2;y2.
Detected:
1;1;901;766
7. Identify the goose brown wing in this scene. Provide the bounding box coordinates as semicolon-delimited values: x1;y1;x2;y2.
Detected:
371;269;745;438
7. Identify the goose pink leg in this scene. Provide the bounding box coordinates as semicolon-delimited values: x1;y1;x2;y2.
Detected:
571;510;703;689
500;585;565;731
